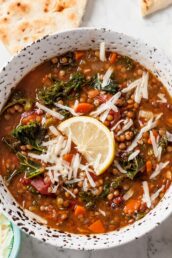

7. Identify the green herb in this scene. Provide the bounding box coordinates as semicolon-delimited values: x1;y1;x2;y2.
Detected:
79;191;96;209
111;175;125;189
89;74;119;94
1;90;33;114
17;153;43;179
159;134;168;152
2;135;20;152
117;56;134;71
12;122;47;152
119;155;145;180
100;182;110;198
38;72;86;105
79;180;111;209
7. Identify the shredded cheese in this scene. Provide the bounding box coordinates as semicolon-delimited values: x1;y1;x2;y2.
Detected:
36;102;64;120
122;72;149;104
166;131;172;142
111;119;125;131
55;103;81;116
127;114;162;152
151;185;165;202
123;188;134;201
128;149;140;161
117;119;133;136
150;131;162;161
99;41;106;62
114;160;127;174
142;181;151;208
49;125;59;136
157;93;167;103
150;161;169;179
63;187;76;198
91;92;121;122
101;66;113;88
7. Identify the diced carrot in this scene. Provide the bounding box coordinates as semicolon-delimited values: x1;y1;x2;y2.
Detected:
75;103;94;113
109;52;117;64
88;219;105;233
123;199;141;215
74;205;86;216
147;138;152;144
88;89;99;99
75;51;85;60
63;153;73;163
146;160;152;174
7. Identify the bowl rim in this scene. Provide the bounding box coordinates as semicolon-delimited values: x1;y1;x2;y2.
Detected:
0;27;172;250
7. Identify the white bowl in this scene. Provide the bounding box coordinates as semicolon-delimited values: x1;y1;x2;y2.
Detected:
0;28;172;250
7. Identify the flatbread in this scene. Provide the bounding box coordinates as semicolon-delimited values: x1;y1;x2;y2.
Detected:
141;0;172;16
0;0;87;54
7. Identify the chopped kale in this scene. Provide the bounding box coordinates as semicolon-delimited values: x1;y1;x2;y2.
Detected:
89;74;119;94
117;56;135;71
79;191;97;209
12;122;47;152
159;134;168;152
38;72;86;105
118;155;145;180
111;175;125;189
1;90;33;114
100;181;110;198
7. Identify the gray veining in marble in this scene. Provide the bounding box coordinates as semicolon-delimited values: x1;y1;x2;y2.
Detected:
6;0;172;257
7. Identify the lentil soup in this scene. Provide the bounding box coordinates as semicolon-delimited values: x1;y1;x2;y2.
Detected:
0;48;172;235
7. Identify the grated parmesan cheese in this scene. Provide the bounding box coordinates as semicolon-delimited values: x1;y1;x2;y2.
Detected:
157;93;167;103
142;181;151;208
91;92;121;122
99;41;106;62
101;66;113;88
36;102;64;120
49;125;59;136
123;188;134;201
151;185;165;202
63;187;76;198
114;160;127;174
166;131;172;142
55;103;81;116
127;114;162;152
128;149;140;161
122;72;149;104
150;161;169;179
117;119;133;136
150;131;162;161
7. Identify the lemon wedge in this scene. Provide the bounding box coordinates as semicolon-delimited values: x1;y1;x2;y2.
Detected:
58;116;115;175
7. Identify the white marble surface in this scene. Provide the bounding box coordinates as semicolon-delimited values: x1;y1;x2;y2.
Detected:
2;0;172;257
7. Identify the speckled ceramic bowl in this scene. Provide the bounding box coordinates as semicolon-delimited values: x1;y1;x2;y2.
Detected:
0;28;172;250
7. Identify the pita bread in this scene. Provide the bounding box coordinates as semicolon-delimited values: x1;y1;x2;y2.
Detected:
141;0;172;16
0;0;87;54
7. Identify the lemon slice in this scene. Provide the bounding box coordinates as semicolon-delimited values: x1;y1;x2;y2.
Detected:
58;116;115;175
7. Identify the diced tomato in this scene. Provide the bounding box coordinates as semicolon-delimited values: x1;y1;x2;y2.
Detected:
75;51;85;60
31;177;51;195
109;52;117;64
